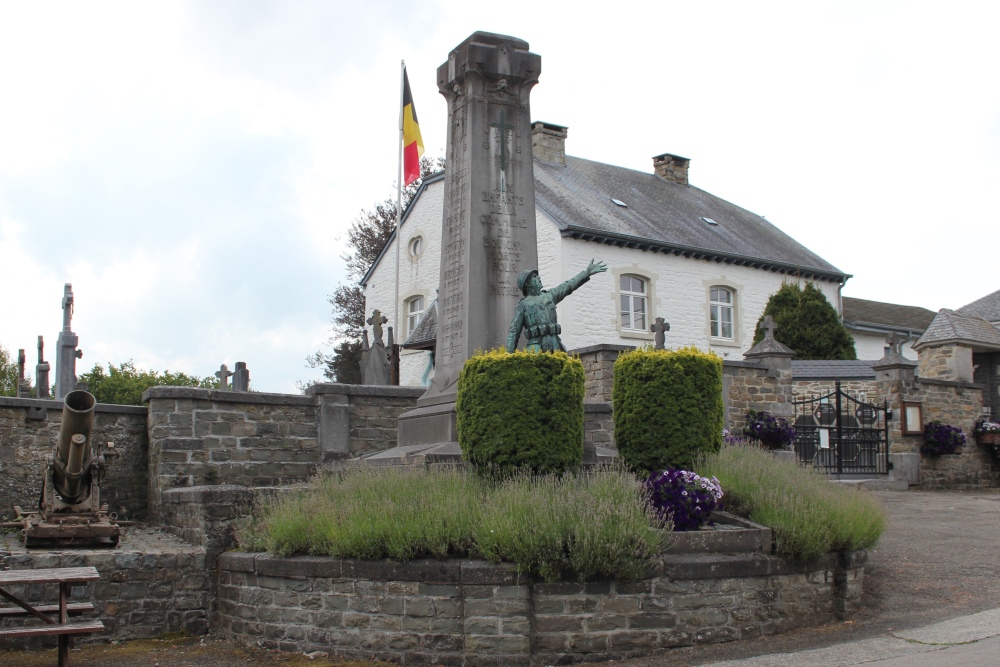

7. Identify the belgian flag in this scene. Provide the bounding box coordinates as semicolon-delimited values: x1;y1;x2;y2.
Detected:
402;68;425;186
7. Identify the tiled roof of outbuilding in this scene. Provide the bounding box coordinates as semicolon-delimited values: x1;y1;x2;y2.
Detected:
842;297;936;332
401;299;437;350
957;289;1000;323
913;309;1000;351
791;360;878;380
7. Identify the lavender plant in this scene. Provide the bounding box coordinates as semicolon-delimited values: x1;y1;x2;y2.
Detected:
922;421;966;456
644;469;723;531
743;410;796;449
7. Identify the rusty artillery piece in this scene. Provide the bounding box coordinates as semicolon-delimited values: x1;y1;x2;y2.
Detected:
5;390;127;547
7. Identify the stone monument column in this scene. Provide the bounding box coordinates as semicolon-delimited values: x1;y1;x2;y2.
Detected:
54;283;83;400
396;32;541;451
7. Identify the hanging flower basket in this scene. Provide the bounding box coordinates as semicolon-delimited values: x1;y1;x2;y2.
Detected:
921;421;966;457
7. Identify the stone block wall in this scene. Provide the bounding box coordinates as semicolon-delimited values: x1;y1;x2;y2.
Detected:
722;361;792;435
216;551;866;666
0;528;209;644
144;385;422;523
144;388;320;521
0;397;148;522
572;344;634;402
883;377;998;488
584;403;614;450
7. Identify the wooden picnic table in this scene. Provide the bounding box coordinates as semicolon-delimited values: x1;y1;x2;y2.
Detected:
0;566;104;667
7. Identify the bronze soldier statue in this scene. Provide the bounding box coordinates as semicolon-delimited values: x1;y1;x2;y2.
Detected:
506;259;607;353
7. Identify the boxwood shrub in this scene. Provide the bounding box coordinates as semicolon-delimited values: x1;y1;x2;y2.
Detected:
456;350;585;474
613;346;724;473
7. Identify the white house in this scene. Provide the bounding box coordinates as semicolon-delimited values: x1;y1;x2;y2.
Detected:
362;123;851;386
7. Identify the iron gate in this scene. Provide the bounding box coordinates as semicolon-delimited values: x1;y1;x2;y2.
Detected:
791;381;890;475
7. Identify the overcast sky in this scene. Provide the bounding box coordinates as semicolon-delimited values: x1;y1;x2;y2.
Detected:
1;1;997;393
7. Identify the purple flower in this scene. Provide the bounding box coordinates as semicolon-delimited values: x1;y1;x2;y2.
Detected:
644;469;724;532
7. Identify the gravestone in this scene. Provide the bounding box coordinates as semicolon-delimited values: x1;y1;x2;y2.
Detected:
16;348;29;397
360;309;392;385
232;362;250;392
395;32;541;452
35;336;50;399
215;364;234;390
54;283;84;400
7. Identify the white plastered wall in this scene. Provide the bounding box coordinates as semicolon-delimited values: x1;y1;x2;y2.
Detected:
366;182;845;380
852;331;919;360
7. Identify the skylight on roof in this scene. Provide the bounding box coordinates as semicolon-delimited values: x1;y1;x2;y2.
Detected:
611;198;628;208
701;217;718;225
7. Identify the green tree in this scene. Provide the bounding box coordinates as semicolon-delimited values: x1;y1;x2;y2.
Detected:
79;361;219;406
752;282;857;360
0;345;20;397
307;156;444;383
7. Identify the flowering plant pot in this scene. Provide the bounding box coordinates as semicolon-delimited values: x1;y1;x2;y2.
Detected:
976;433;1000;446
644;469;724;532
974;419;1000;447
743;410;796;450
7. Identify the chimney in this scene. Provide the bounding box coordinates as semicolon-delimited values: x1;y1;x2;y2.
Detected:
532;122;568;166
653;152;690;185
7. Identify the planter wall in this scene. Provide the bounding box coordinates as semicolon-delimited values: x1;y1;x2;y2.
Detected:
217;549;865;667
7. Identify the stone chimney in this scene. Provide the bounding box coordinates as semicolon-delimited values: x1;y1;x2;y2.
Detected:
653;152;690;185
532;122;567;166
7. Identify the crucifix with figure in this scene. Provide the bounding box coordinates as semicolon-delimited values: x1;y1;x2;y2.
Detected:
490;108;516;188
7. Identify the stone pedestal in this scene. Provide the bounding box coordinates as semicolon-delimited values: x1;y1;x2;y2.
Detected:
395;32;541;454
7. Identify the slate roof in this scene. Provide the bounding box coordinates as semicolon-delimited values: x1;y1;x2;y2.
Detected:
912;309;1000;351
842;297;936;333
533;156;849;282
791;360;878;380
401;299;437;351
958;289;1000;323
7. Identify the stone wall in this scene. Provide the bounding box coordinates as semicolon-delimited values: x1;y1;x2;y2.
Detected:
573;344;633;403
144;385;423;522
722;361;792;434
0;528;209;645
883;376;998;488
0;397;148;522
217;550;865;666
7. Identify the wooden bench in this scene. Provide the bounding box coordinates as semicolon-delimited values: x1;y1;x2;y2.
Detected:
0;566;104;667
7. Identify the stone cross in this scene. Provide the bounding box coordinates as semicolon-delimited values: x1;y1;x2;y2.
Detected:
886;332;906;356
759;315;777;340
215;364;234;390
232;362;249;392
650;317;670;350
35;336;50;399
367;309;388;346
54;283;83;400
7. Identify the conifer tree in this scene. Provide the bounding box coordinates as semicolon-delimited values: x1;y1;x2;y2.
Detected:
753;282;857;360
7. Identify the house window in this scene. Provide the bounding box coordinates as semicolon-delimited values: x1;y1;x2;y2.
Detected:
408;235;423;258
620;275;648;331
710;287;734;340
405;296;425;338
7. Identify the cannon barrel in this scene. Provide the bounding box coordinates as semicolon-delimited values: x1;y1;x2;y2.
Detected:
54;390;96;503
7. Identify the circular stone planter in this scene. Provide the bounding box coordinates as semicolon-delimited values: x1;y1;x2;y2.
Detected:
217;519;866;667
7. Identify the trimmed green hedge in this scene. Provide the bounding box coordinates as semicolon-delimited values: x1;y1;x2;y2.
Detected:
456;350;585;474
613;346;724;473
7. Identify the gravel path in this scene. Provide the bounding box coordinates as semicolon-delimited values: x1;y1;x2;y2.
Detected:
3;489;999;667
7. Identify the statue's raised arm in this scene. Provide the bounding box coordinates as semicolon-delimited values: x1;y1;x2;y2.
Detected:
505;259;607;353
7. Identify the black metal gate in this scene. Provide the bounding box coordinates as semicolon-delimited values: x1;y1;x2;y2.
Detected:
791;381;890;475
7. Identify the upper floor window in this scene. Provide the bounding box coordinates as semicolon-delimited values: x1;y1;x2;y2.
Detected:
406;296;425;338
620;275;647;331
710;286;734;339
408;235;423;258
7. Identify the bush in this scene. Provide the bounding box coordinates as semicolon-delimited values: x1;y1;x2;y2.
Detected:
922;421;966;456
79;361;217;405
613;346;724;474
456;350;584;474
743;409;796;449
753;282;857;360
235;465;665;582
644;469;723;531
698;443;888;560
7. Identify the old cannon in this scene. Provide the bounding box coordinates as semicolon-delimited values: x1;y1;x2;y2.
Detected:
6;390;125;547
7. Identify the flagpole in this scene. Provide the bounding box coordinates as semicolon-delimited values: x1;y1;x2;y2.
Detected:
395;61;405;345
